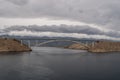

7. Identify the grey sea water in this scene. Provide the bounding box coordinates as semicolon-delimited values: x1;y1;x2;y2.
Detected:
0;47;120;80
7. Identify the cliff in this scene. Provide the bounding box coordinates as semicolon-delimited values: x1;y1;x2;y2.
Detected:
0;38;32;52
66;41;120;53
89;41;120;53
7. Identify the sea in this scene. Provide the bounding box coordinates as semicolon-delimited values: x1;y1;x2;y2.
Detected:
0;47;120;80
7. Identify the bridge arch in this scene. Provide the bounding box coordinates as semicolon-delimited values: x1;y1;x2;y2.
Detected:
36;40;88;48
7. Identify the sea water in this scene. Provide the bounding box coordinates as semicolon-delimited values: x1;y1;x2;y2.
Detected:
0;47;120;80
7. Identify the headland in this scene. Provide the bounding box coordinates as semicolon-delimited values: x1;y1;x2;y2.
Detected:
0;38;32;52
65;41;120;53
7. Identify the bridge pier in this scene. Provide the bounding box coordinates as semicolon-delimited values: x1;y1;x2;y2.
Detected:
92;42;95;47
85;42;88;46
35;40;38;46
27;40;31;48
20;40;23;45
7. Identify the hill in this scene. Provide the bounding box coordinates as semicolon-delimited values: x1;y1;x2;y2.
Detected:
66;41;120;53
89;41;120;53
0;38;31;52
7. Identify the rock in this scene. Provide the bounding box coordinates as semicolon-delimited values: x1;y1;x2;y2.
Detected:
65;43;88;50
0;38;32;52
65;41;120;53
88;41;120;53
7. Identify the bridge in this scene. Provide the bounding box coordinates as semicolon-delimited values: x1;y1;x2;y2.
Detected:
19;38;95;48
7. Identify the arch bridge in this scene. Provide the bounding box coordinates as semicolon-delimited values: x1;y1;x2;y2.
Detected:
19;39;95;48
36;39;88;47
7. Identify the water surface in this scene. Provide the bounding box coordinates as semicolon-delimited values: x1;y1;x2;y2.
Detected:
0;47;120;80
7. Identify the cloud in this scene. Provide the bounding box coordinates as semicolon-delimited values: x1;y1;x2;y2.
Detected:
2;25;120;41
0;0;120;30
7;29;120;41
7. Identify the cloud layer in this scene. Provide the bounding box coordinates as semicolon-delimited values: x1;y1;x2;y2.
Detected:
0;0;120;30
1;25;120;41
8;30;120;41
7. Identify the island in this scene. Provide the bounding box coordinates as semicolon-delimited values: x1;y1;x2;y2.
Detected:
0;38;32;52
65;41;120;53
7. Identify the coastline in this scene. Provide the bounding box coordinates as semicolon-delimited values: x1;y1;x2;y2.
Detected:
0;38;32;52
65;41;120;53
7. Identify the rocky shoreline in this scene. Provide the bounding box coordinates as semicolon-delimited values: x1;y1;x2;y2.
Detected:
88;41;120;53
65;41;120;53
0;38;32;52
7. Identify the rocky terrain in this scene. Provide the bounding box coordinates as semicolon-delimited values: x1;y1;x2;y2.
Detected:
89;41;120;53
66;41;120;53
0;38;32;52
65;43;88;50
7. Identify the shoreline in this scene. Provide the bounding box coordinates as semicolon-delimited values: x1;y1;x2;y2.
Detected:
0;38;32;52
65;41;120;53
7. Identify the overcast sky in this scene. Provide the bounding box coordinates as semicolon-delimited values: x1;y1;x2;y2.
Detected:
0;0;120;30
0;0;120;40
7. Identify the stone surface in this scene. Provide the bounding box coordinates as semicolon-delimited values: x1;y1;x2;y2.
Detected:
89;41;120;53
65;43;88;50
0;38;32;52
66;41;120;53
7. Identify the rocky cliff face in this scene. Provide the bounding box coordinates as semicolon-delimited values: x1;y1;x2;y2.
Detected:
89;41;120;53
0;38;32;52
66;41;120;53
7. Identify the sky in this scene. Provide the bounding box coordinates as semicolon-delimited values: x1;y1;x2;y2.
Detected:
0;0;120;40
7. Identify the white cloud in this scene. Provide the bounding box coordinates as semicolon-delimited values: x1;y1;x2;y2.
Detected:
8;29;120;41
0;0;120;30
0;18;112;32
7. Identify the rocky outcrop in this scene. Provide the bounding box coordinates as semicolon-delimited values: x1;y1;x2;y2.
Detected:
88;41;120;53
65;43;88;50
0;38;32;52
66;41;120;53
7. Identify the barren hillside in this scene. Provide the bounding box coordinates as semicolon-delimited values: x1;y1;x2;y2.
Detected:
0;38;31;52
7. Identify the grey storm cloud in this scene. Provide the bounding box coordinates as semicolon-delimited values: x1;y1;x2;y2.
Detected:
0;0;120;30
3;25;120;38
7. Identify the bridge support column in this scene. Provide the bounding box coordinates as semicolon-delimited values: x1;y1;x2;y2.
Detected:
92;42;95;47
21;40;23;45
28;40;31;48
35;40;38;46
85;42;88;46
